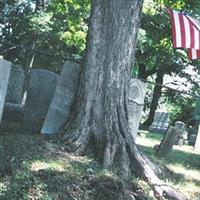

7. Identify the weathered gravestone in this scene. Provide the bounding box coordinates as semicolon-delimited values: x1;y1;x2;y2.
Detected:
5;65;25;104
149;110;170;133
193;121;200;151
2;65;25;123
192;99;200;151
41;62;80;134
128;78;147;140
156;121;185;157
0;58;11;123
194;130;200;151
23;69;59;132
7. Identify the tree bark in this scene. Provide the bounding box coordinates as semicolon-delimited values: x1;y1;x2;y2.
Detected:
143;66;164;127
138;63;148;80
61;1;187;199
62;0;142;168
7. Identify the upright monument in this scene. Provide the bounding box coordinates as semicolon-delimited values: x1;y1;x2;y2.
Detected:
149;109;170;133
128;78;147;140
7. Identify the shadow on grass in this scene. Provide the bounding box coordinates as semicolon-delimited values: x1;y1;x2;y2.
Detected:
166;168;200;186
0;132;62;177
138;144;200;171
144;132;163;141
0;132;153;200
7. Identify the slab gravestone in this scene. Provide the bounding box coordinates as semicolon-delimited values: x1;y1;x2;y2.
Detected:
5;65;25;104
41;61;80;134
0;58;11;123
195;124;200;151
156;121;185;157
128;78;147;140
2;65;25;123
149;110;170;133
23;69;59;132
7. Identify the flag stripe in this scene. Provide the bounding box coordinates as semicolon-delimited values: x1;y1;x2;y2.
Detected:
187;16;200;31
179;14;186;48
190;24;195;48
183;15;191;48
193;28;199;49
173;10;182;47
168;8;178;47
168;8;200;60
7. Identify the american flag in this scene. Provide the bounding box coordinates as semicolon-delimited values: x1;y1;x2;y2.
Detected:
167;8;200;60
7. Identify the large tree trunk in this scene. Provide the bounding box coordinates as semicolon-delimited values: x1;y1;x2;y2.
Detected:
61;1;187;199
143;66;164;127
62;0;141;169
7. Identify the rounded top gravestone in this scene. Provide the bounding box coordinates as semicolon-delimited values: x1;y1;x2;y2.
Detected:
23;69;59;132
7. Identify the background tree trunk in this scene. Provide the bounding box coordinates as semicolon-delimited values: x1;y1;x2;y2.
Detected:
61;1;187;199
143;66;164;127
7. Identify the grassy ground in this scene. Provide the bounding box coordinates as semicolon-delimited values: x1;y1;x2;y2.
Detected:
136;132;200;200
1;130;199;200
0;131;154;200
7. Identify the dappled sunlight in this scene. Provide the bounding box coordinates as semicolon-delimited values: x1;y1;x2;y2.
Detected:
0;181;9;196
173;144;200;155
31;160;66;172
136;132;162;148
137;131;200;199
166;164;200;183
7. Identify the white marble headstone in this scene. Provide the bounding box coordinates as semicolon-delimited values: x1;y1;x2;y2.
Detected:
128;78;147;140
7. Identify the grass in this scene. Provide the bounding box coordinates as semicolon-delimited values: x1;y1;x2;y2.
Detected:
0;131;154;200
1;130;199;200
136;132;200;200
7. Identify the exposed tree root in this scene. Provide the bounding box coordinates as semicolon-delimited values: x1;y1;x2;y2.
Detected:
127;140;187;200
63;127;187;200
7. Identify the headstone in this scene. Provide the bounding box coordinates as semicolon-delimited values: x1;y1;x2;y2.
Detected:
0;58;11;123
156;122;185;157
149;110;170;133
194;124;200;151
128;78;147;140
5;65;24;104
41;61;80;134
23;69;59;132
2;65;24;123
189;134;197;145
174;121;186;146
193;97;200;121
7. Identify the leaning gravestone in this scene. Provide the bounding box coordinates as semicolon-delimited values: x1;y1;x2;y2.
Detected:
128;78;147;140
156;121;185;157
0;58;11;123
149;110;170;133
41;62;80;134
23;69;59;132
2;65;25;123
5;65;25;104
